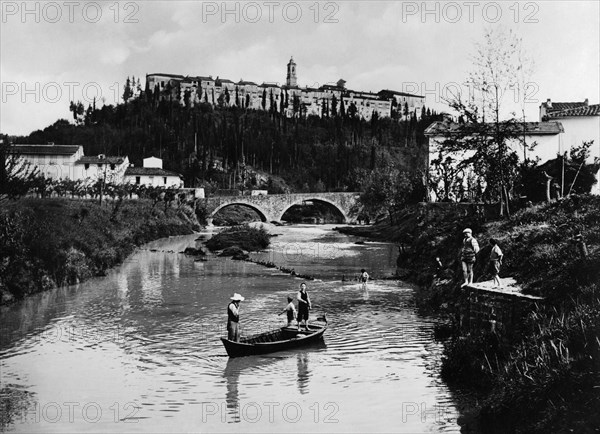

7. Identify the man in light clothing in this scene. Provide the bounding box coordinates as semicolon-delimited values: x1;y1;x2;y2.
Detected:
460;228;480;286
227;293;244;341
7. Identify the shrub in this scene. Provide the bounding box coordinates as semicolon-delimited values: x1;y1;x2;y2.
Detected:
205;224;270;252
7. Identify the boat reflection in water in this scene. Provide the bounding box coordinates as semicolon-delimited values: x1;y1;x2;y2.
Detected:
223;340;326;422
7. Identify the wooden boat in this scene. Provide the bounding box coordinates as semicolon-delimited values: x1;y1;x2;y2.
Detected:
221;317;328;358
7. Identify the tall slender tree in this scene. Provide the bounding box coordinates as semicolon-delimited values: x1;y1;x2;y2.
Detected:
439;27;535;216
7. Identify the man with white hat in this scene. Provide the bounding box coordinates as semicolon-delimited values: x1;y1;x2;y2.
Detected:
460;228;480;286
227;293;244;341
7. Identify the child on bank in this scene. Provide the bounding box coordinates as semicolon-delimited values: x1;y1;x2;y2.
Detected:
489;238;504;287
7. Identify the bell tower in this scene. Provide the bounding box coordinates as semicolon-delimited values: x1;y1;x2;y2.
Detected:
286;56;297;87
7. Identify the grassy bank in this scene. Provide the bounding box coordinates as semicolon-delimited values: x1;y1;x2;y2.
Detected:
0;198;199;304
337;197;600;432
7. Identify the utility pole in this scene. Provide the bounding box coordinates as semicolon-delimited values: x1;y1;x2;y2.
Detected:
99;162;107;206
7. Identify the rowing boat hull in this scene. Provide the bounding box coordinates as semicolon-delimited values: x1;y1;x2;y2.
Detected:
220;324;327;358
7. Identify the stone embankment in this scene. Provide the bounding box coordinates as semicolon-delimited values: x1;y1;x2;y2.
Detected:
460;278;544;333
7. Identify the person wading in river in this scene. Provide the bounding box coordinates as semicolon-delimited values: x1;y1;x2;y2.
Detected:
360;269;369;290
460;228;480;287
297;283;312;331
227;293;244;341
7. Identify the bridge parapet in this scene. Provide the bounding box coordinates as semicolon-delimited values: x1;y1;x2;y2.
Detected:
202;192;361;224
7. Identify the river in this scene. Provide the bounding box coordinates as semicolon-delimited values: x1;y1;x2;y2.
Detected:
0;224;463;433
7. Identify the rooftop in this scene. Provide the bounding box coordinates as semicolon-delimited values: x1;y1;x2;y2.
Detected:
546;104;600;118
9;144;81;156
260;82;281;88
540;99;588;114
76;156;127;165
125;167;182;177
379;89;425;98
147;73;185;79
319;83;345;91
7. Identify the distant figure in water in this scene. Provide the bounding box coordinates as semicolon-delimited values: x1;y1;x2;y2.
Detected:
489;238;503;287
227;293;244;342
460;228;480;287
297;282;312;331
279;296;297;327
360;268;369;290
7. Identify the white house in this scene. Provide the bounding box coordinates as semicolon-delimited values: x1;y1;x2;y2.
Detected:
8;143;84;180
426;120;565;163
74;155;130;184
8;143;132;185
425;120;566;201
124;157;183;188
540;99;600;194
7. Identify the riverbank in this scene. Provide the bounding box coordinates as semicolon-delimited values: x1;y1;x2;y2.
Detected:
0;198;199;305
336;197;600;432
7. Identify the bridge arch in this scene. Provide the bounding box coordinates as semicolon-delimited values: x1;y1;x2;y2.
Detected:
209;201;271;223
277;197;349;223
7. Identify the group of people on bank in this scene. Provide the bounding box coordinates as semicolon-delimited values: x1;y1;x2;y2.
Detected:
460;228;504;287
226;282;313;342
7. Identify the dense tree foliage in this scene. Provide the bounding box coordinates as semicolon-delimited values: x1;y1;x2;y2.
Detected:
9;84;441;192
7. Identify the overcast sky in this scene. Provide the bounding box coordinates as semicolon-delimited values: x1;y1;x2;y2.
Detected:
1;1;599;136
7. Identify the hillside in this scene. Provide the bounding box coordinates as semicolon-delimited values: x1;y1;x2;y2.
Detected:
10;94;440;192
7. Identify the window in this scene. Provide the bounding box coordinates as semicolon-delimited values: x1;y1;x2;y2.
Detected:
163;177;167;185
84;163;90;170
136;176;140;185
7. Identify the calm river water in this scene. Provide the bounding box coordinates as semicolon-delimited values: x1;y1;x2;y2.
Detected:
0;225;462;433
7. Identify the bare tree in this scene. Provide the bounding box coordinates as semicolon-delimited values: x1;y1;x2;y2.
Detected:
440;27;536;216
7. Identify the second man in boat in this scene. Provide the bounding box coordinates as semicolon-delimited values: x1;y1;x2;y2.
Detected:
297;282;312;331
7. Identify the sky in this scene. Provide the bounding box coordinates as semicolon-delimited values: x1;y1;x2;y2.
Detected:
1;1;599;136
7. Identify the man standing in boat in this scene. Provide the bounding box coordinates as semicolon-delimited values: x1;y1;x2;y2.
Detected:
227;293;244;341
297;283;312;331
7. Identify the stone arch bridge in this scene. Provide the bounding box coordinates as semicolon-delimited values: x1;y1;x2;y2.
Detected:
202;192;361;225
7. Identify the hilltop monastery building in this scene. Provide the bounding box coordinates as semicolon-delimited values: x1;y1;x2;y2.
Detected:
146;58;425;121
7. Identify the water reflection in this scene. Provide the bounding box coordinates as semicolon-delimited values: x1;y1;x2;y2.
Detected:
0;228;463;433
297;352;309;394
223;358;241;422
223;356;282;423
